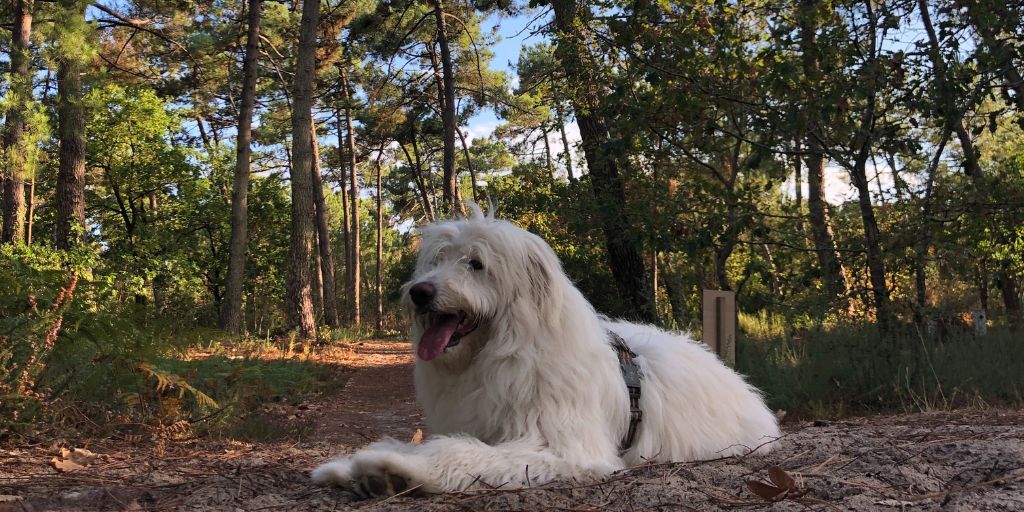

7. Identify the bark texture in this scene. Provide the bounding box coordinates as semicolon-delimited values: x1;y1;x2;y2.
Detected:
311;120;340;327
799;0;848;301
284;0;320;339
221;0;262;333
341;72;361;325
549;0;655;322
431;0;458;214
1;0;34;244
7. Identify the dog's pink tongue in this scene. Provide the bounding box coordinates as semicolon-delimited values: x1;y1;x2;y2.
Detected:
418;313;461;361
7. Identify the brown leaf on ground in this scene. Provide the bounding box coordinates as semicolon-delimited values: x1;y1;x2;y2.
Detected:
411;428;423;444
767;466;797;491
748;466;808;502
746;479;788;501
50;448;101;472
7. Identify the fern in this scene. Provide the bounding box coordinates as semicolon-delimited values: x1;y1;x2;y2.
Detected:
138;362;219;410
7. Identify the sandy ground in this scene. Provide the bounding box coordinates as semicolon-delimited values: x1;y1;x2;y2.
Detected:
2;340;1022;511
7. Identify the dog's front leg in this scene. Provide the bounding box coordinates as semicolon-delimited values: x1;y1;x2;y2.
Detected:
312;435;620;496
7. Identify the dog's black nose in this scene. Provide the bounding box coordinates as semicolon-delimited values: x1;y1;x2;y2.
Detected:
409;282;436;308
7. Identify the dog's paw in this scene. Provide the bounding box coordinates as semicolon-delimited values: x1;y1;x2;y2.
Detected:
353;468;420;498
349;451;427;498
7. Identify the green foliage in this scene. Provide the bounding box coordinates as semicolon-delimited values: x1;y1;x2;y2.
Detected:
0;244;91;430
0;245;258;440
739;314;1024;418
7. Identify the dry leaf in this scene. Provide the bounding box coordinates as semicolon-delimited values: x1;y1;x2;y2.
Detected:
50;456;86;473
768;466;797;491
411;429;423;445
50;448;100;472
746;480;788;501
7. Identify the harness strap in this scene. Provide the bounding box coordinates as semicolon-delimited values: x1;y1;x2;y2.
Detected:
608;330;642;454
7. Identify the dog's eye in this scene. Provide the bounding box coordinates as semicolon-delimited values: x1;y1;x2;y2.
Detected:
468;259;484;271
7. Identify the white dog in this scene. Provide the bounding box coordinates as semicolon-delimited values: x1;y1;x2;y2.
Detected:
312;208;780;496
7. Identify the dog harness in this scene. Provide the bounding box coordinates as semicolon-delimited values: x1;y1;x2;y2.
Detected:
609;330;642;454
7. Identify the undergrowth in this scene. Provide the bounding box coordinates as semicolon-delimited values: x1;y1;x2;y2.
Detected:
738;312;1024;418
1;245;330;444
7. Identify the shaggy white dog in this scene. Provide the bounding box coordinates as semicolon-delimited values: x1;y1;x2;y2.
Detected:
312;208;780;496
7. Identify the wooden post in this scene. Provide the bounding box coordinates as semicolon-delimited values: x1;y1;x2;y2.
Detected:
703;290;736;367
972;309;987;337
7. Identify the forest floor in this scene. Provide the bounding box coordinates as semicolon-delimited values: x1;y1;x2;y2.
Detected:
2;340;1023;511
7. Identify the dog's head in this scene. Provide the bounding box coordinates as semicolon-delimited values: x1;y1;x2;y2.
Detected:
401;205;564;362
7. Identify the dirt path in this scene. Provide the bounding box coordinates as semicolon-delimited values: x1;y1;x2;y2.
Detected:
2;341;1023;511
306;341;423;449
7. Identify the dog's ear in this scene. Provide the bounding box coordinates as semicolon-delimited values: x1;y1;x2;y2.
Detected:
526;252;552;306
485;196;497;220
522;235;562;313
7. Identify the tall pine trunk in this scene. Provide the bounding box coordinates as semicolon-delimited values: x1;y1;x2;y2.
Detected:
284;0;319;339
554;101;575;182
341;71;361;326
1;0;34;244
542;126;555;180
431;0;458;214
799;0;848;301
549;0;654;322
221;0;262;333
399;140;435;221
375;156;384;334
310;119;340;327
847;0;892;332
54;17;87;250
335;108;352;314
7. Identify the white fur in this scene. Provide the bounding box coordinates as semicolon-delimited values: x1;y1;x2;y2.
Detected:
312;210;780;493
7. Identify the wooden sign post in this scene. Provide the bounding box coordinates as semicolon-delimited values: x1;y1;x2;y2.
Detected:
703;290;736;367
972;309;987;337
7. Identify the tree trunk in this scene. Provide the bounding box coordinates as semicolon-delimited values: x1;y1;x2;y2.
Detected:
554;101;575;182
375;155;384;334
714;240;736;292
400;140;435;221
311;119;340;327
25;177;35;244
542;126;555;180
311;242;323;316
220;0;262;333
799;0;848;301
1;0;34;244
849;0;892;332
651;250;658;314
335;108;352;314
430;0;458;214
793;139;803;234
284;0;319;339
455;126;480;202
341;71;361;326
550;0;654;322
850;157;892;331
54;6;88;251
663;262;689;329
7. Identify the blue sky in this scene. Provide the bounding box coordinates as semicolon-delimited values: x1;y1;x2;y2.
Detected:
465;10;546;142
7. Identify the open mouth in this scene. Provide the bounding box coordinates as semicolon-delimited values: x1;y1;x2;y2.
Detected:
417;310;478;361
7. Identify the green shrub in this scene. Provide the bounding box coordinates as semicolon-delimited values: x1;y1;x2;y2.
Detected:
0;245;213;438
738;313;1024;418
